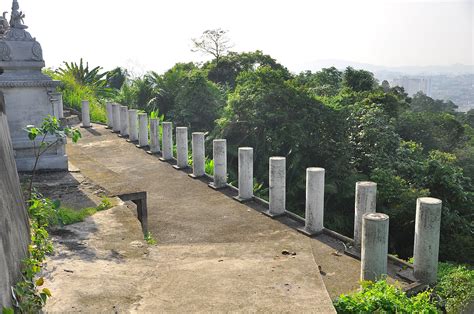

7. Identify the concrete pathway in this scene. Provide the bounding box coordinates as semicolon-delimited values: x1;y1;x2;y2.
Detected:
45;123;359;312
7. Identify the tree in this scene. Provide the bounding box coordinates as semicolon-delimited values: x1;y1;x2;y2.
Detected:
204;50;290;89
106;67;128;90
342;67;377;92
410;91;458;113
295;67;343;97
192;29;233;65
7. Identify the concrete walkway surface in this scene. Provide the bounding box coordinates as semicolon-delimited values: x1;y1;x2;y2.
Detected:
43;123;398;312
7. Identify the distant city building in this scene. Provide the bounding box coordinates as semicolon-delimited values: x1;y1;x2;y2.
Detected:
392;77;432;97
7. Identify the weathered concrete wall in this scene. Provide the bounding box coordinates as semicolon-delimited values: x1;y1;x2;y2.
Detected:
0;93;31;307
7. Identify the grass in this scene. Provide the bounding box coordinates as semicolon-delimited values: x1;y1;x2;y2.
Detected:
436;262;474;313
54;197;112;226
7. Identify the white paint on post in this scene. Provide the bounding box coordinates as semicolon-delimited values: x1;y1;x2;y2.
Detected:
304;167;325;235
191;132;205;177
138;113;148;147
120;106;129;136
81;100;91;128
57;93;64;119
237;147;253;201
210;139;227;189
161;122;173;160
175;127;188;169
413;197;442;284
149;118;160;153
128;109;138;141
361;213;389;282
106;102;113;128
354;181;377;248
268;157;286;216
112;103;121;132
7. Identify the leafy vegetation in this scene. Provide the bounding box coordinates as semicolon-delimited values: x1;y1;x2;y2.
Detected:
435;262;474;313
334;280;438;313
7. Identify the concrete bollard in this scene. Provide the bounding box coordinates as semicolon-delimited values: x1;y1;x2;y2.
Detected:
81;100;91;128
265;157;286;217
120;106;129;137
148;118;160;154
190;132;205;178
57;93;64;119
354;182;377;249
174;127;188;169
106;102;113;128
128;109;138;142
112;103;121;133
209;139;227;189
50;92;63;119
160;122;173;161
301;167;325;235
234;147;253;202
413;197;442;284
361;213;389;282
137;113;148;148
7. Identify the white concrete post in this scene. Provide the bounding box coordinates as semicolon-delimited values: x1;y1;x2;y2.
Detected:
112;103;121;132
120;106;129;136
160;122;173;161
57;93;64;119
128;109;138;142
266;157;286;217
303;168;325;235
354;182;377;248
209;139;227;189
361;213;389;282
190;132;205;177
413;197;442;284
106;102;113;128
174;127;188;169
148;118;160;154
81;100;91;128
235;147;253;202
137;113;148;148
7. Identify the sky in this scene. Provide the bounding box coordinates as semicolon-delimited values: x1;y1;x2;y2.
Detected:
13;0;474;74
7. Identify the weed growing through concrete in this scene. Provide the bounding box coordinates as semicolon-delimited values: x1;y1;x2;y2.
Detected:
144;232;157;245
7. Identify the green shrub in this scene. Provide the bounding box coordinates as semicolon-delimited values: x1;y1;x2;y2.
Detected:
436;262;474;313
334;280;438;313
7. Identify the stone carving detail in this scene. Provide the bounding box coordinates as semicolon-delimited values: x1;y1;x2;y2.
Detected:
0;41;11;61
0;12;9;35
31;41;42;61
9;0;27;30
4;1;33;41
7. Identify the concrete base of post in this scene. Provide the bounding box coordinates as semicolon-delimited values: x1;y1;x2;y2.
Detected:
233;195;254;203
172;164;188;170
262;210;285;218
136;144;149;149
189;173;202;179
296;226;324;237
208;182;227;190
80;125;92;129
127;139;138;143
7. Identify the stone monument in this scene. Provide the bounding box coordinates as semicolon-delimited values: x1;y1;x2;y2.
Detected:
0;0;67;171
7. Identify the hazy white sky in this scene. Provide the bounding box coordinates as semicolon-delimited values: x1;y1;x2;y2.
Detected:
15;0;474;73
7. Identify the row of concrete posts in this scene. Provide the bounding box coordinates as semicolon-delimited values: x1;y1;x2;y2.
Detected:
86;101;443;286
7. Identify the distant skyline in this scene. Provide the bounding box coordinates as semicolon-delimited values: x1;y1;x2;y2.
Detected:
15;0;474;74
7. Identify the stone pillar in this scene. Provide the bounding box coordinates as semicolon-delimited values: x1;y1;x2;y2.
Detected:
50;92;63;119
148;118;160;154
120;106;129;137
209;139;227;189
302;167;325;235
265;157;286;217
174;127;188;169
106;102;113;129
137;113;148;148
160;122;173;161
112;103;121;133
354;182;377;249
234;147;253;202
361;213;389;282
190;132;205;178
413;197;442;284
128;109;138;142
81;100;91;128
